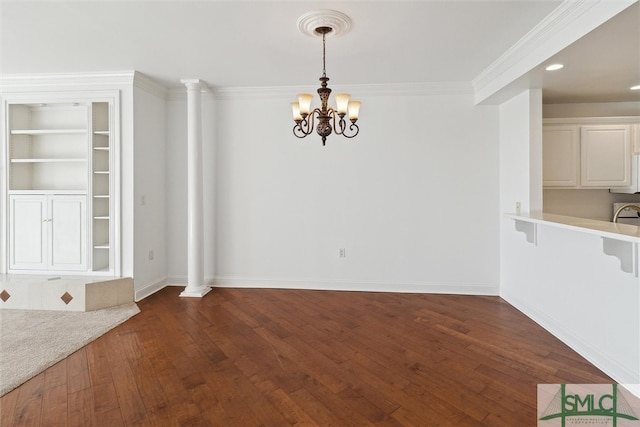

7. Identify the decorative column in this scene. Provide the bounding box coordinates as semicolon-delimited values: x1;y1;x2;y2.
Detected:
180;79;211;298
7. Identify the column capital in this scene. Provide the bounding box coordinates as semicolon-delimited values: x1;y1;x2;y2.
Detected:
180;79;209;92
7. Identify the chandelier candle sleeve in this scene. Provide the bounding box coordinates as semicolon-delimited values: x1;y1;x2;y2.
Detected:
290;23;361;146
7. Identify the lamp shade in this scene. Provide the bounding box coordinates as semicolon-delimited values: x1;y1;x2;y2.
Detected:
335;93;350;115
291;102;302;121
297;93;313;115
348;101;361;121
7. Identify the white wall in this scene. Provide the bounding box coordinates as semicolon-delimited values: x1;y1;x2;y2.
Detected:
499;89;543;215
167;88;501;294
132;86;167;293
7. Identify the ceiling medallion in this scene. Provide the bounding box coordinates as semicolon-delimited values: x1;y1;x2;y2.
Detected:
296;10;352;38
291;11;361;146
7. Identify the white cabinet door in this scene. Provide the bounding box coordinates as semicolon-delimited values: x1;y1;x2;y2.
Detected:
580;125;631;187
9;196;47;270
9;194;87;271
543;125;579;187
49;195;87;270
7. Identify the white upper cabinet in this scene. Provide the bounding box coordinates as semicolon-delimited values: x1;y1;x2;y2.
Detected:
543;125;579;187
580;125;631;187
543;118;638;189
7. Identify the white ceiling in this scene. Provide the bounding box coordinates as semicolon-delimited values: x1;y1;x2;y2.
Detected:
534;1;640;104
1;0;638;104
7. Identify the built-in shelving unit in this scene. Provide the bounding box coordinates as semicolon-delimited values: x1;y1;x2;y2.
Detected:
90;102;112;273
6;100;116;275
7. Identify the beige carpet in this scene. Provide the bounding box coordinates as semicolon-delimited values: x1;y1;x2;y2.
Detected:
0;303;140;396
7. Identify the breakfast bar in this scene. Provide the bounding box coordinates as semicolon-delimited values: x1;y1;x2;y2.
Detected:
501;212;640;395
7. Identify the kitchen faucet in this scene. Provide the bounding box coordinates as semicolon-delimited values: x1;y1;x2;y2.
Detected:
612;203;640;223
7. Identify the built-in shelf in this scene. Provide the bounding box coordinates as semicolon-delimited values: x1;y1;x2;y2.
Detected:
94;243;110;249
93;130;109;135
93;147;109;151
11;129;86;135
93;216;109;220
94;171;109;174
93;195;109;199
11;158;87;163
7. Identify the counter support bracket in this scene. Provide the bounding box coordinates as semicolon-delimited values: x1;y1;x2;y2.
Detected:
514;220;537;245
602;237;638;276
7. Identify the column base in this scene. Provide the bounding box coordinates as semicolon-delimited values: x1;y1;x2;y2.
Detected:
180;286;212;298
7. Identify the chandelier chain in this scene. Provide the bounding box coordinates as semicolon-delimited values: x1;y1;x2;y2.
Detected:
322;32;327;78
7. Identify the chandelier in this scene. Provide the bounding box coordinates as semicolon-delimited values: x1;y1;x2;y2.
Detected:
291;16;361;146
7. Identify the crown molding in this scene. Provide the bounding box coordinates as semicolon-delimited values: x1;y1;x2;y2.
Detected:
133;72;168;99
0;70;167;98
473;1;588;91
473;0;636;104
204;82;472;100
1;71;135;91
0;72;471;101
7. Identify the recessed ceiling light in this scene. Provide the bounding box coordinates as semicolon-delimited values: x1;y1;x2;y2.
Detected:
545;64;564;71
631;85;640;91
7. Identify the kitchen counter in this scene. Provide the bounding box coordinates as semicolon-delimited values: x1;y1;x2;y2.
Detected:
505;212;640;243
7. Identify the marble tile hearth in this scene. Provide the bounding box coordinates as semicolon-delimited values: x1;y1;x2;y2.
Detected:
0;274;134;311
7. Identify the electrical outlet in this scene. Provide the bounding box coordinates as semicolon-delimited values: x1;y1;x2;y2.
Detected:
339;248;346;258
516;201;521;215
148;250;154;260
141;195;146;206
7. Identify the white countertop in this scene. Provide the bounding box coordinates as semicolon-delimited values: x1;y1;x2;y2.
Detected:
505;212;640;243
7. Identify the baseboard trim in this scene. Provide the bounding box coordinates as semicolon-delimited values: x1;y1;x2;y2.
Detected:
501;289;639;386
213;277;499;295
143;276;498;298
135;277;167;302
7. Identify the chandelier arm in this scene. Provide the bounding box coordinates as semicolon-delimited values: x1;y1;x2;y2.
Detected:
293;123;307;138
293;116;312;138
342;122;360;138
330;111;345;135
331;109;360;138
293;109;321;138
332;113;359;138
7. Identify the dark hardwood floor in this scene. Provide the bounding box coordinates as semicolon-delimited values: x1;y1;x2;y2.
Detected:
1;286;612;426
